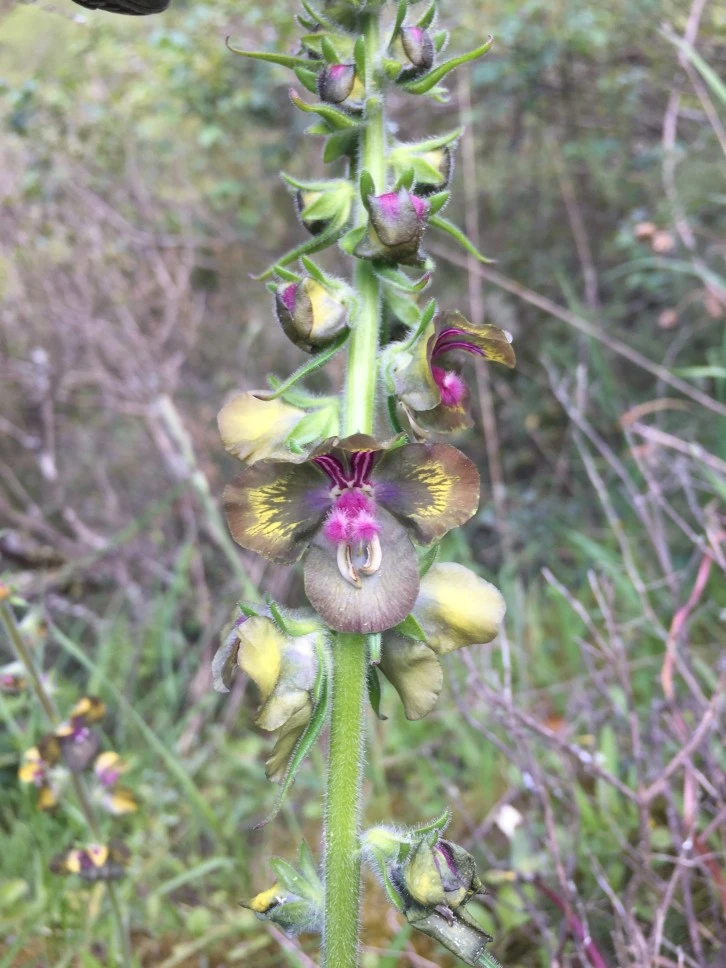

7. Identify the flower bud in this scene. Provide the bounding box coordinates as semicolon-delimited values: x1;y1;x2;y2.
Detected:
218;392;309;464
414;146;453;195
294;179;354;237
275;276;349;352
404;839;482;911
355;188;430;266
317;63;365;108
243;845;323;936
401;26;435;73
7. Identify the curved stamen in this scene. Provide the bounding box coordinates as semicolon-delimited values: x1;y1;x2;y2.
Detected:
359;535;382;576
432;337;485;360
337;542;362;588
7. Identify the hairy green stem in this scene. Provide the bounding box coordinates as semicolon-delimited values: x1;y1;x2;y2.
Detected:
324;12;386;968
0;596;132;967
323;633;368;968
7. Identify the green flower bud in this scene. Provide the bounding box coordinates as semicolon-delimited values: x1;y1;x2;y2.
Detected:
294;180;354;236
275;276;350;352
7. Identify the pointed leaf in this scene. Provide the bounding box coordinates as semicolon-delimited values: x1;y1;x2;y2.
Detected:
298;841;320;889
427;190;450;215
225;41;313;71
393;613;427;642
272;264;302;283
260;330;350;400
301;0;337;29
433;30;449;53
374;849;406;912
320;36;340;64
359;169;376;206
403;37;494;95
367;665;387;721
323;130;359;163
395;166;416;191
289;89;360;130
300;256;331;287
417;0;437;30
338;225;367;256
376;266;431;293
430;214;496;263
254;223;346;280
415;806;451;838
417;542;440;577
269;857;320;902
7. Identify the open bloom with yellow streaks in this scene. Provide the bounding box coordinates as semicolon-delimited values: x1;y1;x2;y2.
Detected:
222;435;480;633
18;746;61;810
93;751;138;815
51;841;131;882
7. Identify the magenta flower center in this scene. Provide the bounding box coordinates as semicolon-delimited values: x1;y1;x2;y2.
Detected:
313;451;383;588
376;192;401;221
432;366;467;408
280;282;298;314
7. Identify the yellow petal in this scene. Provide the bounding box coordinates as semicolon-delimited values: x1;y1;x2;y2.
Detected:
95;751;124;774
248;883;284;913
236;616;284;705
404;843;446;907
37;784;58;811
415;562;505;655
218;392;304;464
87;844;109;868
64;849;84;874
70;696;105;723
265;701;312;782
106;788;138;815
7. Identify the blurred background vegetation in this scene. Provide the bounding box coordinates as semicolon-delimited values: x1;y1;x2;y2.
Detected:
1;0;725;965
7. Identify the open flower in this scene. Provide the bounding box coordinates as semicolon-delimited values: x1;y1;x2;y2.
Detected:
51;841;131;882
390;311;515;437
378;562;505;719
18;746;61;810
222;435;479;633
212;608;325;781
92;752;138;815
355;188;430;266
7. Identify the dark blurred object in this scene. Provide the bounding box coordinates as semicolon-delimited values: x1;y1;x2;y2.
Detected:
71;0;170;14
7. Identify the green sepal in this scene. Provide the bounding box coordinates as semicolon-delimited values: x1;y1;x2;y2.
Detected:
359;169;376;207
403;37;494;95
375;849;406;912
416;0;437;30
298;841;319;888
254;673;329;829
427;190;450;215
300;256;332;287
386;395;405;434
320;36;340;64
375;266;431;293
272;263;302;283
417;542;440;577
390;0;409;43
239;602;265;619
270;856;322;903
433;30;448;53
366;665;387;721
300;0;338;29
404;297;437;346
295;67;321;94
383;287;422;328
367;632;382;665
297;13;319;30
254;222;346;280
393;128;463;155
281;172;349;192
338;225;367;256
413;806;451;839
395;166;416;191
424;85;451;105
430;214;496;263
354;36;366;80
225;41;314;72
323;131;359;163
383;57;404;80
393;613;427;642
285;408;339;455
260;330;351;399
289;89;360;130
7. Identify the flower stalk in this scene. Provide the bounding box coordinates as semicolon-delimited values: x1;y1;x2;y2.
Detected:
0;592;132;967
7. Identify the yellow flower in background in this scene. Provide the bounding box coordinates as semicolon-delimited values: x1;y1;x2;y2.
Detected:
93;752;138;815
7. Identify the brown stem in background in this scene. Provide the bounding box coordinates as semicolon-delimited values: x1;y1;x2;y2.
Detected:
533;878;609;968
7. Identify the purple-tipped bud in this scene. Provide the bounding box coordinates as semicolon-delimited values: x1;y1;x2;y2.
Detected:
401;26;435;72
414;146;454;196
356;187;430;265
318;63;357;104
275;276;349;352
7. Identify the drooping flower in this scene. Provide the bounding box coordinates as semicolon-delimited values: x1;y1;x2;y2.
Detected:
212;608;326;781
18;746;61;810
378;562;506;720
274;275;351;352
50;841;131;882
218;391;338;465
355;188;430;266
389;311;515;437
222;435;479;633
92;752;138;815
392;25;435;81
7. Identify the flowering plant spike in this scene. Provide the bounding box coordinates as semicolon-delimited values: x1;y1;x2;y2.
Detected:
216;3;516;965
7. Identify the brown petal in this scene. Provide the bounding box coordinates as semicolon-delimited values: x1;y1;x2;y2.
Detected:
303;508;420;634
374;443;480;544
379;633;442;720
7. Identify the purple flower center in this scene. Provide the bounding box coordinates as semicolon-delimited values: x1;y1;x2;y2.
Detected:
376;192;401;221
72;725;92;744
432;327;486;360
432;366;466;407
280;282;298;314
313;451;383;588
